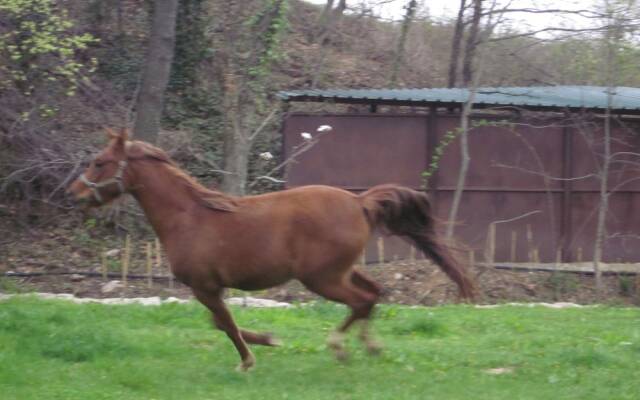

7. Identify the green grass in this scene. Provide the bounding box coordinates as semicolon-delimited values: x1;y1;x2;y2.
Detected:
0;298;639;400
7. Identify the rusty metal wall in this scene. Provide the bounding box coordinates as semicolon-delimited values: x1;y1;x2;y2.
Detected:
284;114;428;189
282;112;640;263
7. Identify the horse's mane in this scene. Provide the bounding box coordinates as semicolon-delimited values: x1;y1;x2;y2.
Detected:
128;141;238;212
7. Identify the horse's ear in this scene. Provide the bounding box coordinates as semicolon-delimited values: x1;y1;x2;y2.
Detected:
109;129;127;155
105;127;129;142
105;127;119;139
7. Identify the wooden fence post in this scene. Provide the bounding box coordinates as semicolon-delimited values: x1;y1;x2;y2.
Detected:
155;238;173;289
155;238;162;269
121;235;131;285
484;223;496;267
146;242;153;289
377;237;384;264
101;249;107;280
526;224;534;262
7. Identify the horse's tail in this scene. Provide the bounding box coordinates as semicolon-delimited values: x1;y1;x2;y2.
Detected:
359;184;475;300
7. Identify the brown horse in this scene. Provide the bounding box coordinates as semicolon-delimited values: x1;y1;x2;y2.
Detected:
67;128;475;371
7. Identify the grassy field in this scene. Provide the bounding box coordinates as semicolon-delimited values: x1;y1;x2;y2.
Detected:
0;297;639;400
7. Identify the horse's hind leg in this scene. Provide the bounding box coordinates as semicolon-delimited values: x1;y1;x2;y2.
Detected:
240;329;282;346
192;289;256;372
350;270;384;355
302;273;378;361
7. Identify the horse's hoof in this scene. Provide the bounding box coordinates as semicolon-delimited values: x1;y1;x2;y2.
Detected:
235;355;256;372
327;331;345;349
366;341;383;356
327;331;348;362
335;349;350;362
266;334;282;347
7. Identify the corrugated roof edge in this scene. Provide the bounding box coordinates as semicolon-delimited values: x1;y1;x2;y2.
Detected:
277;86;640;113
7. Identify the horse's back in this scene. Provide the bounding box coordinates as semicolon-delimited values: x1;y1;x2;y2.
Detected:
238;185;371;275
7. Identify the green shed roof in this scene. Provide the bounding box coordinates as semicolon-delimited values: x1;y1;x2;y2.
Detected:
278;86;640;114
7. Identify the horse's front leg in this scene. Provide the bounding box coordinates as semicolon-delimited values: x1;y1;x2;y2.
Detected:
192;289;256;371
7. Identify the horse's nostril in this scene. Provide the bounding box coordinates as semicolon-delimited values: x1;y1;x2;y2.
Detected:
65;188;87;204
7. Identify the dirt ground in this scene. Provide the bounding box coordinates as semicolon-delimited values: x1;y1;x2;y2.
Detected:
1;215;638;306
3;259;639;306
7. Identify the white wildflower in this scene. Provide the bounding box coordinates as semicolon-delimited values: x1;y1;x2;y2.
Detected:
259;152;273;161
317;125;333;132
300;132;312;140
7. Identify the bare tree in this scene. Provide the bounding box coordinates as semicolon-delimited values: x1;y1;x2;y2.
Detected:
310;0;348;88
210;0;289;195
446;0;499;238
462;0;483;86
593;0;635;296
388;0;418;86
315;0;348;44
448;0;468;88
446;98;474;239
133;0;179;144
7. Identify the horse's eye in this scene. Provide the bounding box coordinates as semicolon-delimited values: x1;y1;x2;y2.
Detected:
95;161;104;169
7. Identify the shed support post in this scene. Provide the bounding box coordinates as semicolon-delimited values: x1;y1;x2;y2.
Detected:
561;122;574;262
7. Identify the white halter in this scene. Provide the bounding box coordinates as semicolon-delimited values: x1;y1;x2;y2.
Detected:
78;160;128;203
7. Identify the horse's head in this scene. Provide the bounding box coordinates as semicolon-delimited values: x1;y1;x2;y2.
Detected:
67;128;132;207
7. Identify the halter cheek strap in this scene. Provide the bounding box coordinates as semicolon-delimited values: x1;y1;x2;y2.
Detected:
79;160;128;204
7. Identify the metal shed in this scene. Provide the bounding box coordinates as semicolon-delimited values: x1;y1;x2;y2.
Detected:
278;86;640;264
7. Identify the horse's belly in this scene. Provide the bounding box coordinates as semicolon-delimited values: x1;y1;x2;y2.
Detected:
226;265;292;291
231;274;291;291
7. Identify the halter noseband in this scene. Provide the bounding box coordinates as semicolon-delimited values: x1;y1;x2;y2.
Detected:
79;160;128;204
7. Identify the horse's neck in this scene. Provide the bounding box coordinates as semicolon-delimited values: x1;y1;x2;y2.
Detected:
130;163;196;242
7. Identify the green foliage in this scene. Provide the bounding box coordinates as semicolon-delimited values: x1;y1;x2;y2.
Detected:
422;119;512;188
40;325;135;363
617;275;636;297
1;298;640;399
169;0;211;91
548;272;580;298
392;315;448;337
0;277;26;294
0;0;97;97
95;43;144;92
548;39;601;85
246;0;290;98
84;217;97;230
545;30;640;87
422;126;461;188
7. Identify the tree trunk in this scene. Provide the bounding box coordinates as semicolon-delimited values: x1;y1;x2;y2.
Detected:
314;0;336;41
389;0;418;86
593;0;623;298
446;90;475;239
446;3;494;238
310;0;347;88
219;68;250;196
593;89;611;298
216;1;288;195
462;0;482;86
448;0;467;88
220;126;251;196
133;0;178;144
